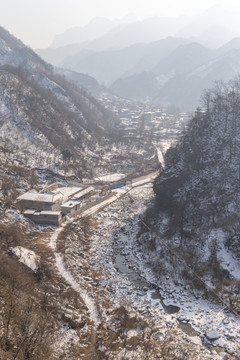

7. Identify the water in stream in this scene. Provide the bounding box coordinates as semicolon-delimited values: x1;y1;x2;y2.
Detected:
112;231;202;337
113;233;180;314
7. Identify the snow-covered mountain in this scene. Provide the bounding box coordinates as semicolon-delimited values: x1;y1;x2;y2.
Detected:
0;26;118;177
54;67;103;96
1;25;240;360
140;78;240;313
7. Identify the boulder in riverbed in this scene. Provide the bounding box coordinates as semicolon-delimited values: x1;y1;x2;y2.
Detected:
206;331;220;341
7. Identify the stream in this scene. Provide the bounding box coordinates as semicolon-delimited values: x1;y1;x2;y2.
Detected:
92;186;237;356
112;231;199;337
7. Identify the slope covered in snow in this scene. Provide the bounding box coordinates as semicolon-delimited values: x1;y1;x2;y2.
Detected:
0;26;118;176
138;78;240;316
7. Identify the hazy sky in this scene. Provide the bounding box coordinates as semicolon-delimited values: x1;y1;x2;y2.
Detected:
1;0;240;48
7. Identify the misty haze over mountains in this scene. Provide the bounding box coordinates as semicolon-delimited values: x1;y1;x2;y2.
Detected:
36;5;240;110
1;3;240;358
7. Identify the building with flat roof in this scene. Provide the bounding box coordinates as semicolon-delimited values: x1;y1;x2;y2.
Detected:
24;210;62;225
61;200;81;216
17;185;95;225
17;192;62;211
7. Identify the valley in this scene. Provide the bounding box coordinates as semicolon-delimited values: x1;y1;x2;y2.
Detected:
1;15;240;359
1;87;240;359
19;171;238;359
0;83;195;359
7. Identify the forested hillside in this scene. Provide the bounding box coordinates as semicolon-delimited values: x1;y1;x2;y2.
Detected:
154;78;240;242
0;26;118;178
1;22;240;358
0;25;161;212
139;78;240;313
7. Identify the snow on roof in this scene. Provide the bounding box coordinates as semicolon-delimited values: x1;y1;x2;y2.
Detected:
18;186;90;204
40;211;61;216
11;246;40;271
95;173;126;182
17;192;55;203
82;196;117;217
61;200;81;208
23;209;36;215
72;186;94;199
53;186;84;200
53;193;63;202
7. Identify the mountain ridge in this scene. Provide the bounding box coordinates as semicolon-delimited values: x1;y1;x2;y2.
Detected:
145;78;240;302
0;26;119;180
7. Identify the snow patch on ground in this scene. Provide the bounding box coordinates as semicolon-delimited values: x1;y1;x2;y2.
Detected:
11;246;40;271
156;148;165;168
49;225;66;250
89;183;240;357
208;229;240;280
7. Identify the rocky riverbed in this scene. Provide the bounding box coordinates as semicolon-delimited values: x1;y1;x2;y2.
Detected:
90;184;240;358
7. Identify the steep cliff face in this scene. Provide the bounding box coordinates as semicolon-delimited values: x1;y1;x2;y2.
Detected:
154;79;240;242
138;79;240;307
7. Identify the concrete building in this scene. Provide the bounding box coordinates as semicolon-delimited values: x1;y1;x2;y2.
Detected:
23;210;62;226
17;192;62;211
61;200;81;216
17;185;95;225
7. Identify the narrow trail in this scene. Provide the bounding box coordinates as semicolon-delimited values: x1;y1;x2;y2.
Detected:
55;253;100;326
47;222;100;326
46;220;100;358
43;171;158;343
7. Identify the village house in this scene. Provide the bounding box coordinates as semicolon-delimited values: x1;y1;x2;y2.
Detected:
17;192;62;211
23;210;62;226
61;200;81;216
60;186;95;215
16;185;95;225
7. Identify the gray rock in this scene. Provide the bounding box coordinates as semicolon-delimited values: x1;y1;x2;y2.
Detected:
206;330;220;341
219;353;228;360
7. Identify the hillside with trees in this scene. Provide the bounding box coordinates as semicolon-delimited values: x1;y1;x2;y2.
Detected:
0;25;163;187
1;24;240;358
0;26;120;179
137;78;240;314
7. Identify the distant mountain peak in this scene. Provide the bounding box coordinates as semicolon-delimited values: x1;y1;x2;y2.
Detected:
50;16;135;49
218;36;240;54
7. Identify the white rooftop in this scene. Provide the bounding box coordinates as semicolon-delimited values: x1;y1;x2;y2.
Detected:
18;186;91;204
72;186;94;199
40;211;61;216
52;186;84;201
23;209;36;215
61;200;81;208
23;209;61;216
18;192;58;203
95;174;125;182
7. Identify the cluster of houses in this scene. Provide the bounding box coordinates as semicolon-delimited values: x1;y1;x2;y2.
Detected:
99;94;190;143
17;184;95;225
